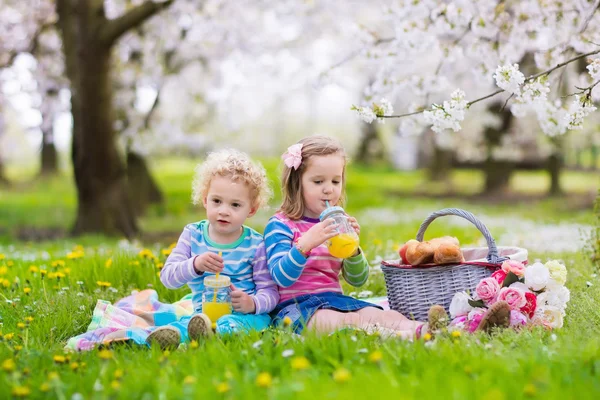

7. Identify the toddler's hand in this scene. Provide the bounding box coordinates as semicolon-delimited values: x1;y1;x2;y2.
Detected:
193;252;224;274
297;219;339;252
230;285;256;314
347;216;361;236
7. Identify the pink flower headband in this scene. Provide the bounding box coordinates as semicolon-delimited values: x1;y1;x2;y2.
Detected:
282;143;303;170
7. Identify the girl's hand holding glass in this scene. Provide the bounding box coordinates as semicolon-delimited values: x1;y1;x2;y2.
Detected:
193;252;224;274
346;216;360;236
230;285;256;313
296;219;339;254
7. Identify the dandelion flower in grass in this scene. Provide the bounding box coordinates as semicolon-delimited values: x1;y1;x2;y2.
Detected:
190;340;199;349
161;249;172;257
451;330;462;338
17;322;25;330
114;369;124;379
283;316;293;327
423;333;432;341
15;345;23;351
290;356;310;370
40;270;48;277
11;385;31;398
23;288;31;295
2;358;16;372
4;333;15;341
53;355;66;364
98;349;113;360
138;249;154;259
256;372;272;388
523;383;537;397
48;371;60;381
39;383;50;393
28;266;38;274
333;368;351;383
70;362;79;371
1;278;10;287
0;254;4;260
105;258;113;268
25;316;34;323
368;350;383;363
0;266;7;275
216;382;230;393
110;380;120;390
183;376;196;385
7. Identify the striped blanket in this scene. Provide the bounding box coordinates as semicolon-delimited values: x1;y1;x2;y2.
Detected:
65;289;389;351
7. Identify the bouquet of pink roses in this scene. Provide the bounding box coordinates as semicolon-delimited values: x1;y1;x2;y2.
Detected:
448;259;570;332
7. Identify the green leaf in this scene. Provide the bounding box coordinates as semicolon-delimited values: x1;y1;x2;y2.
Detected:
468;299;486;308
502;271;520;287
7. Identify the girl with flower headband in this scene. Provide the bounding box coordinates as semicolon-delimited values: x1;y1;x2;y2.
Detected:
263;135;511;338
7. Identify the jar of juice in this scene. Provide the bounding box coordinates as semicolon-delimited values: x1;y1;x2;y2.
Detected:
319;206;360;258
202;275;232;323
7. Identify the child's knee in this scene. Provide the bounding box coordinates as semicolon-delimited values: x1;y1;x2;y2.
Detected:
342;312;362;327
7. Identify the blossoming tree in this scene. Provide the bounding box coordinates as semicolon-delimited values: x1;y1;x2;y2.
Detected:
350;0;600;195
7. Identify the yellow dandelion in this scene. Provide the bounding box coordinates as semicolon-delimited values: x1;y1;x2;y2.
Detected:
2;358;16;372
105;258;113;268
523;383;537;397
373;238;382;246
98;349;113;360
256;372;272;388
23;287;31;295
0;266;7;275
40;383;50;392
333;368;351;383
15;345;23;351
451;330;462;338
7;261;13;267
216;382;230;393
56;272;66;279
114;369;124;379
63;268;71;275
70;362;79;371
53;355;66;364
52;260;66;268
368;350;383;363
28;266;38;274
48;272;58;280
138;249;154;259
40;270;48;277
67;251;83;259
16;322;25;330
183;376;196;385
190;340;199;349
4;333;14;341
1;278;10;288
156;263;164;270
129;260;140;266
423;333;432;341
291;356;310;370
283;316;293;327
111;380;120;390
48;371;60;381
161;249;172;257
0;254;4;260
11;385;31;397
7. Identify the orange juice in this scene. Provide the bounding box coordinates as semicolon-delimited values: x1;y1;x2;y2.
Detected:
202;301;232;322
328;233;359;258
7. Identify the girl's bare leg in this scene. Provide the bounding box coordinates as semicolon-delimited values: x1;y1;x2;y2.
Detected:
356;307;423;333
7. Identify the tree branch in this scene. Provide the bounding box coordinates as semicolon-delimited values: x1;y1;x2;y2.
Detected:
381;48;600;119
100;0;174;46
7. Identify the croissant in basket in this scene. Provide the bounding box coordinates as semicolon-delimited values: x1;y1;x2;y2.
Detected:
399;236;465;266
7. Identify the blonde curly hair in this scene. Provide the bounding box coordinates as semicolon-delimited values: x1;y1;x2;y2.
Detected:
192;149;272;210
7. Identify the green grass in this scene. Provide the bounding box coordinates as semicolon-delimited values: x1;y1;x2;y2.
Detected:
0;158;599;399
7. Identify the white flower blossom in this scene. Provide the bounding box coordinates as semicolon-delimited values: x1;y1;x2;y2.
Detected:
354;106;376;124
423;89;468;133
587;58;600;80
517;78;550;105
449;291;473;318
524;262;550;291
494;64;525;95
563;95;597;130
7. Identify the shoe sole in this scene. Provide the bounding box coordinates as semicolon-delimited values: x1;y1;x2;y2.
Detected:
477;301;510;333
427;305;449;333
188;314;213;341
146;327;181;351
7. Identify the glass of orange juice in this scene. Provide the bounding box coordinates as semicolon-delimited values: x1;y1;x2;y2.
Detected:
319;206;360;258
202;275;232;323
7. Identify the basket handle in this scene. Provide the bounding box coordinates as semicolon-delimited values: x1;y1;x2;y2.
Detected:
416;208;507;265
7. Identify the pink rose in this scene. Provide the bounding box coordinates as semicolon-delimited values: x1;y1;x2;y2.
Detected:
475;277;501;304
509;310;528;328
491;269;507;285
497;287;527;310
466;309;486;333
501;260;526;277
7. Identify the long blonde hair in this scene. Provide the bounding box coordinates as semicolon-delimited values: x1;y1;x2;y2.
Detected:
279;135;347;220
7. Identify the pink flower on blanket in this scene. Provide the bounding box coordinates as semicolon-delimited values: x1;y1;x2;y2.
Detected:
475;277;500;304
501;260;526;277
509;310;528;328
466;308;486;333
497;287;527;310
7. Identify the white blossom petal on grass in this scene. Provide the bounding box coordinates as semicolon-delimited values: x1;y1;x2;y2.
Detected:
252;340;263;349
423;89;468;133
282;349;294;358
494;64;525;95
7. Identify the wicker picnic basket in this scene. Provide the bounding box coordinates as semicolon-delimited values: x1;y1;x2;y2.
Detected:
381;208;528;321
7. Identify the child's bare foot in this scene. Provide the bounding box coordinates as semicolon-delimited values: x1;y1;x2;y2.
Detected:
146;326;181;351
477;301;510;333
187;313;213;341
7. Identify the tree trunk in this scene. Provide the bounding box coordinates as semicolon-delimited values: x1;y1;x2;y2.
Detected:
355;122;384;164
40;132;59;176
547;152;564;196
0;158;8;186
56;0;173;238
127;151;164;216
482;105;515;195
428;145;453;182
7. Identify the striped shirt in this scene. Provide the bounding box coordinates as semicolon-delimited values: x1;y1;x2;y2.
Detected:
264;213;369;302
160;220;279;314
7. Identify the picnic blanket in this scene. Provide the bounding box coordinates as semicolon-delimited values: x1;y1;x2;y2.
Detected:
65;289;390;351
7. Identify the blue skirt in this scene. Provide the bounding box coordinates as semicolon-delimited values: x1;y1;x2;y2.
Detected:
270;292;382;334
